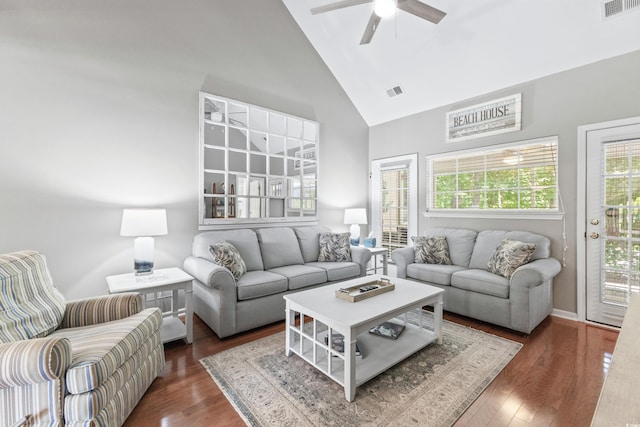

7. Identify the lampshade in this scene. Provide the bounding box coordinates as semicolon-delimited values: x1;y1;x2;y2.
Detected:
344;208;368;225
120;209;168;237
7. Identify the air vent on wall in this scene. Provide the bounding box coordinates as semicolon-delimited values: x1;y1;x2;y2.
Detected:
386;85;404;98
602;0;640;19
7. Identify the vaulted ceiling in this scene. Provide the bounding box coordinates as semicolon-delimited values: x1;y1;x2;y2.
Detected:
282;0;640;126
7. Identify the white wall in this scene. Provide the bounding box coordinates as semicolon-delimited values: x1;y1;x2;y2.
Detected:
370;49;640;314
0;0;369;298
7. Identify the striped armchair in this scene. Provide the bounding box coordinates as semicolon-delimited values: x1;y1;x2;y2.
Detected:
0;251;165;427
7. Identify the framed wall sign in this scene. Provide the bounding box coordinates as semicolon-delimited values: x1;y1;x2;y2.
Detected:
446;93;522;142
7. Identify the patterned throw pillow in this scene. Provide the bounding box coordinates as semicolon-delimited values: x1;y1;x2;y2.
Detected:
318;232;352;262
209;241;247;280
411;236;452;265
487;239;536;279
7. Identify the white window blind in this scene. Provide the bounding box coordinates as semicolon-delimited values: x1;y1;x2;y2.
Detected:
427;136;559;212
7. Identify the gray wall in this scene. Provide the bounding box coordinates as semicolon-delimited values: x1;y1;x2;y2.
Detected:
0;0;369;298
370;50;640;314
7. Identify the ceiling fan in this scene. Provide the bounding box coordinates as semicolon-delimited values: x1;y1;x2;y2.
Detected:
311;0;446;45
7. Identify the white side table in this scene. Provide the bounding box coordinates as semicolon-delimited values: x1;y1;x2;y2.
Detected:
363;246;388;275
106;267;194;344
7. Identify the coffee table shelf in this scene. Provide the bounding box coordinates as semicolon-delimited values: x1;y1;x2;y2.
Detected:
288;320;437;388
284;275;444;401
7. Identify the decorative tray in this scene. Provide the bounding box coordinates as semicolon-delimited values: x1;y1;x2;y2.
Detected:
335;278;395;302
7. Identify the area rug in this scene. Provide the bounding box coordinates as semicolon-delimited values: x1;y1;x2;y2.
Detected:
200;310;522;427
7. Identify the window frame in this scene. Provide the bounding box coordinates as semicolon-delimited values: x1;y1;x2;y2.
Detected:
425;136;563;220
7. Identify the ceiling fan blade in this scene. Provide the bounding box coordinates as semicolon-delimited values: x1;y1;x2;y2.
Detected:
397;0;446;24
311;0;372;15
360;11;381;45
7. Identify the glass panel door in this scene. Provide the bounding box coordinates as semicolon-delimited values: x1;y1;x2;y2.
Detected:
586;124;640;326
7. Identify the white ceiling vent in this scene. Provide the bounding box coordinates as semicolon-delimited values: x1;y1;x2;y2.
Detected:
602;0;640;19
386;85;404;98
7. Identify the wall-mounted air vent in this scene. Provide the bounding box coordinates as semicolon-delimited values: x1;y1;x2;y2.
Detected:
602;0;640;19
386;85;404;98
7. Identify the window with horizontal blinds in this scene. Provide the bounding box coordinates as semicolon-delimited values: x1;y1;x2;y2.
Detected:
380;167;409;257
427;136;559;211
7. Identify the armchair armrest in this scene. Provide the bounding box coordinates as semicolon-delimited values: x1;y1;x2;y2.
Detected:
390;247;415;278
350;246;372;276
183;256;236;292
59;292;143;329
510;257;562;289
0;337;71;388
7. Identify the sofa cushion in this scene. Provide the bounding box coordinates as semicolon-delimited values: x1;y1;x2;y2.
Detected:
469;230;549;269
209;241;247;279
49;308;162;394
487;239;536;278
0;251;66;343
318;232;352;262
412;235;452;265
236;271;288;301
425;228;477;267
193;229;264;272
267;265;327;290
505;231;551;260
294;225;330;263
406;263;466;286
306;261;360;281
451;269;510;299
256;228;305;269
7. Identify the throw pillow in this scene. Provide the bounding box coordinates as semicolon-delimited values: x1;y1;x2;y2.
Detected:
487;239;536;279
209;241;247;280
318;232;352;262
412;235;452;265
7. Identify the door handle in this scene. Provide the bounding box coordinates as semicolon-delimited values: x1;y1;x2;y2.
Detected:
590;232;600;239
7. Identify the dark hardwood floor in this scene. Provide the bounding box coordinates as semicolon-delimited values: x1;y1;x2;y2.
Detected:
123;313;618;427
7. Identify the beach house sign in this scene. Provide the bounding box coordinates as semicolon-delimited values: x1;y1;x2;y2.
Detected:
446;93;522;142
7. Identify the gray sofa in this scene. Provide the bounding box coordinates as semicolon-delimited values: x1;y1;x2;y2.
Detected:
184;226;371;338
391;228;562;334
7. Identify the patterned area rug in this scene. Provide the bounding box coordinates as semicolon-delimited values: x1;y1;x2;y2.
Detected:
200;311;522;427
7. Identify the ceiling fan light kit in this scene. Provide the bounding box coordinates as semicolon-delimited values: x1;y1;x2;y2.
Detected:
311;0;446;45
374;0;397;18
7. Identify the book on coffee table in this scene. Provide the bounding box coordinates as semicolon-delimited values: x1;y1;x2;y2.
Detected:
369;321;405;340
325;333;362;358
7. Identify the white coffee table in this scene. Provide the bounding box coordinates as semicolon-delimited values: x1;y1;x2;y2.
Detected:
284;275;444;401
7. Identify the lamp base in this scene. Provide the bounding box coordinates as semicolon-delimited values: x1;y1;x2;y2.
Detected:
349;224;361;246
133;236;155;276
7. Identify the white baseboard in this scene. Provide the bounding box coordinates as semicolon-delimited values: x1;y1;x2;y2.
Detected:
551;308;578;321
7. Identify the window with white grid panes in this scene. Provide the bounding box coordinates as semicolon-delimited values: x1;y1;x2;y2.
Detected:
200;92;318;227
600;139;640;306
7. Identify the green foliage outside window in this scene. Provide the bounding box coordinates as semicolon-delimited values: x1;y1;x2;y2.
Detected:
429;139;558;211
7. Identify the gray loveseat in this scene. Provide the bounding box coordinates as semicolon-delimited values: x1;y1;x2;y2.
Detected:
391;228;562;334
184;226;371;338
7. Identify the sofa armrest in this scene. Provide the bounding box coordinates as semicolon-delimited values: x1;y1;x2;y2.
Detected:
184;256;236;291
351;246;372;276
59;292;143;328
391;247;415;278
510;257;562;289
0;337;71;388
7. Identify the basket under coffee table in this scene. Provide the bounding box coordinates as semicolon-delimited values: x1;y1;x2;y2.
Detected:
283;274;444;401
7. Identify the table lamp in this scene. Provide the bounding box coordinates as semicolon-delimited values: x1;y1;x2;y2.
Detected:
344;208;367;246
120;208;168;275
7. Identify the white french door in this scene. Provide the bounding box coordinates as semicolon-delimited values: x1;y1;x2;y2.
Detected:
585;123;640;326
371;154;418;259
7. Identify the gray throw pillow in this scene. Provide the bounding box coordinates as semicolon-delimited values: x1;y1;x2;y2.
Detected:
318;232;352;262
412;236;452;265
209;241;247;280
487;239;536;278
